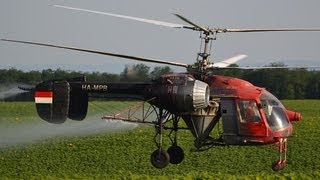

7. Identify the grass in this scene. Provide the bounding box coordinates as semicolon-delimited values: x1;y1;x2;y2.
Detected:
0;100;319;179
0;102;37;123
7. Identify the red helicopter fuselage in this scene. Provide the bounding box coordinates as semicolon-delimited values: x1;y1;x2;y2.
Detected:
205;75;301;145
30;72;302;170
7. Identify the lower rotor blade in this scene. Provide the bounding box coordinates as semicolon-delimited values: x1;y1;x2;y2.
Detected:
1;39;189;68
209;54;247;68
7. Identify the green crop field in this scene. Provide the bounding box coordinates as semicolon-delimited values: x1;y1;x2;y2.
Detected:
0;100;320;179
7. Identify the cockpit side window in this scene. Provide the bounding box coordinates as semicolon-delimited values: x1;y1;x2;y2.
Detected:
238;100;261;123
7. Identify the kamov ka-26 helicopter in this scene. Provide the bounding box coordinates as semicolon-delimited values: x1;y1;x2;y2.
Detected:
2;5;320;171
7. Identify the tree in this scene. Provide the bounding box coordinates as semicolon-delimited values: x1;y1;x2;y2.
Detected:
306;71;320;99
120;63;150;82
5;68;22;83
19;71;41;84
41;69;55;81
150;66;173;79
1;62;320;100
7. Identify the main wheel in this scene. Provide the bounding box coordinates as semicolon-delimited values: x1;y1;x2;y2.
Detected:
150;149;170;169
167;145;185;164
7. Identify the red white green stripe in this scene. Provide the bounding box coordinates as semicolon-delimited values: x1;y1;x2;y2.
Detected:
35;91;53;104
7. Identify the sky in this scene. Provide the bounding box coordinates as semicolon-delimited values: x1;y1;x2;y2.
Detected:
1;0;320;73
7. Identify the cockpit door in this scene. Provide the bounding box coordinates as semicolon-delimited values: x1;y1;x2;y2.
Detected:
221;98;238;135
220;98;239;144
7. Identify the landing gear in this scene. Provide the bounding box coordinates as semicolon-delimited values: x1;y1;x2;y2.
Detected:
272;137;288;171
167;116;184;164
167;145;184;164
150;149;170;168
150;110;185;168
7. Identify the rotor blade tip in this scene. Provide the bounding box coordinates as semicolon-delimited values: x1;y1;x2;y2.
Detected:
52;4;62;7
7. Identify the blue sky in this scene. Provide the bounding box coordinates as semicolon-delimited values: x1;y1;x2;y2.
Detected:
1;0;320;73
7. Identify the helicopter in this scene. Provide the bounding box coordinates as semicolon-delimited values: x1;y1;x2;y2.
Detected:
2;4;320;171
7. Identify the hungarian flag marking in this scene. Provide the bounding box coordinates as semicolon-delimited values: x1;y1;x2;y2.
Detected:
35;91;53;104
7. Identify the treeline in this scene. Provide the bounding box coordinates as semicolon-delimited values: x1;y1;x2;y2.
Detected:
0;63;319;99
0;64;172;85
214;63;320;99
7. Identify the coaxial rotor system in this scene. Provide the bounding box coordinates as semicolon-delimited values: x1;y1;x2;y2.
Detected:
2;5;320;79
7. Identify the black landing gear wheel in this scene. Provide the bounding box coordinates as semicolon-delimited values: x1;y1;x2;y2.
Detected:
150;149;170;169
167;145;185;164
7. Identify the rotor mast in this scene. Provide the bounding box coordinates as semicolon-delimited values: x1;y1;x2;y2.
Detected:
195;30;215;79
172;14;218;79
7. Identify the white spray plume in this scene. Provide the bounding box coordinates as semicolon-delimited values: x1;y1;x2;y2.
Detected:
0;116;137;148
0;84;26;100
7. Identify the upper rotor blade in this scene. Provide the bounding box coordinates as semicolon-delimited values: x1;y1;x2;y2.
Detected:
174;14;209;33
54;5;320;34
213;28;320;33
1;39;189;68
54;5;192;29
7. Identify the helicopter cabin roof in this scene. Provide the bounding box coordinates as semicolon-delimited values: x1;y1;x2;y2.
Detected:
206;75;264;100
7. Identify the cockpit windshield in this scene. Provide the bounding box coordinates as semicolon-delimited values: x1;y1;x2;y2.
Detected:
260;91;289;131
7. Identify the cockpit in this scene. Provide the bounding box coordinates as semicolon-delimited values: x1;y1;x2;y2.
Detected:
221;88;297;144
236;90;291;132
219;80;299;144
259;91;290;132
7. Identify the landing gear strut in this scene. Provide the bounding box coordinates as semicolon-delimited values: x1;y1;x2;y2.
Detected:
272;137;288;171
150;110;184;168
150;108;170;168
167;116;184;164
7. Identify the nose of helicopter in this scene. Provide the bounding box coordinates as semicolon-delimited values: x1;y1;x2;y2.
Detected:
286;109;302;122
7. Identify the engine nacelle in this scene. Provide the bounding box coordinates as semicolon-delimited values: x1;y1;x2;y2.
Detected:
148;74;210;113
